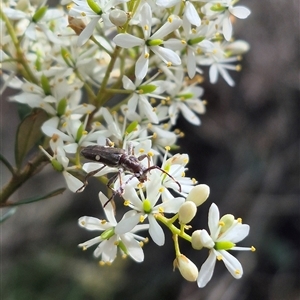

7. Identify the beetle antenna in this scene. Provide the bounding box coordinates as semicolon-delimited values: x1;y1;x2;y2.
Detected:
145;166;182;192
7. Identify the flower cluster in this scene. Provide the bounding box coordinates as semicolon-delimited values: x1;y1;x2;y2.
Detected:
1;0;254;289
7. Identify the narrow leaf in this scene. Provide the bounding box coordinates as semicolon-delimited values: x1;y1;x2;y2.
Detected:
15;108;48;169
6;188;66;206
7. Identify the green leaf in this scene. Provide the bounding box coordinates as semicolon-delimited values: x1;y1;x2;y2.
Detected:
17;103;32;120
0;207;17;223
15;109;49;169
7;188;66;206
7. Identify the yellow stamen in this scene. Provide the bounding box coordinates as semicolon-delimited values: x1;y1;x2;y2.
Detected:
124;200;130;206
159;187;164;193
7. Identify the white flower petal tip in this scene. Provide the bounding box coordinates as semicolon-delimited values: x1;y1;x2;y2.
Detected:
186;184;210;206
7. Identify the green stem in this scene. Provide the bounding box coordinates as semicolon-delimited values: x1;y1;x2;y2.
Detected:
91;35;113;56
0;152;49;204
0;8;39;84
105;88;133;95
95;46;122;107
156;214;192;243
173;234;181;256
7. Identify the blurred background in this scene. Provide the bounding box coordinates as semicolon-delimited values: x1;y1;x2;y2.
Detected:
1;0;299;299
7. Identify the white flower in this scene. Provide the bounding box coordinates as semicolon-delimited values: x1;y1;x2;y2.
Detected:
115;177;185;246
78;192;149;263
69;0;129;46
201;1;250;41
196;203;254;288
3;6;65;43
159;151;196;201
156;0;201;27
165;16;214;78
39;135;83;192
94;107;144;147
41;116;106;153
163;68;206;125
121;75;168;124
197;42;241;86
113;3;182;80
10;71;90;118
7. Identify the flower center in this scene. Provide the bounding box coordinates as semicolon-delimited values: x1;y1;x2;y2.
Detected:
143;199;152;214
214;241;235;251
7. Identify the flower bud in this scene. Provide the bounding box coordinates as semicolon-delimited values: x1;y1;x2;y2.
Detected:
87;0;102;14
51;158;64;172
191;230;214;250
109;9;127;27
138;84;157;94
178;201;197;224
174;254;198;282
186;184;210;206
57;98;67;116
32;6;48;23
40;74;51;95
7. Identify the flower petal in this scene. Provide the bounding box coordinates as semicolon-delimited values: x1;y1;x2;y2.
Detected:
151;46;181;65
197;251;216;288
148;214;165;246
229;6;251;19
218;249;243;279
78;216;110;230
121;233;144;262
113;33;144;48
158;197;185;214
115;213;141;234
135;51;149;80
208;203;220;240
77;17;100;47
185;2;200;27
220;223;250;243
99;192;117;225
63;171;84;192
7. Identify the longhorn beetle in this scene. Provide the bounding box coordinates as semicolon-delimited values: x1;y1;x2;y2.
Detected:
77;141;182;206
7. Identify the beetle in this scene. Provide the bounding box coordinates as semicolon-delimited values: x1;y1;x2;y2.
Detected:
77;142;182;205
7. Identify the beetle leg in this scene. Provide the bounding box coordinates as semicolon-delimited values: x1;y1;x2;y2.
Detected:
76;165;107;193
127;142;134;155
